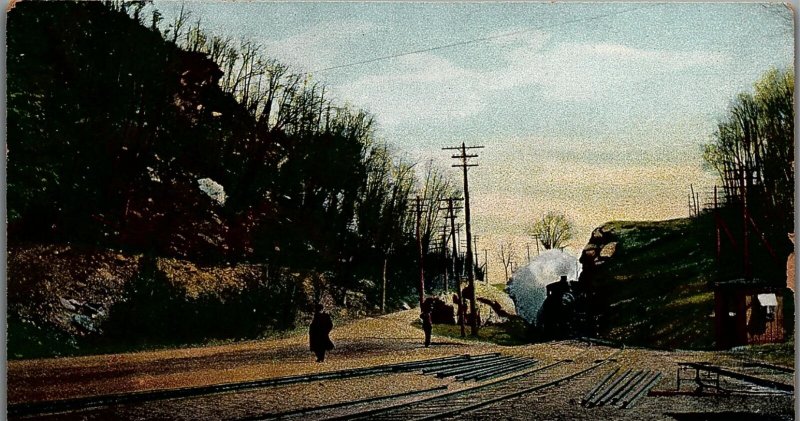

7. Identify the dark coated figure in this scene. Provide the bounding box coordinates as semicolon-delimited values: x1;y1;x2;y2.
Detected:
420;305;433;347
309;304;334;362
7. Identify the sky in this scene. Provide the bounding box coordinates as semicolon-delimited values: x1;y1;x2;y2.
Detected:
155;1;793;282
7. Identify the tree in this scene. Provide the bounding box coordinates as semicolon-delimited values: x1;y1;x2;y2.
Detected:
418;159;460;254
529;211;576;250
497;240;516;281
703;67;794;233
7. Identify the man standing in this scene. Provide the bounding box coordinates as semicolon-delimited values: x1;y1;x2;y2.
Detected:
420;305;433;347
309;304;334;362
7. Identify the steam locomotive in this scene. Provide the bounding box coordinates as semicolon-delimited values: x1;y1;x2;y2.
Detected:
538;275;591;338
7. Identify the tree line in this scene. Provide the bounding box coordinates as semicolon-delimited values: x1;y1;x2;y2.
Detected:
702;67;794;280
703;67;794;234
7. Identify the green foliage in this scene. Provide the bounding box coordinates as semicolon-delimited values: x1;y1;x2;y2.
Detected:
703;67;794;235
7;315;81;359
428;318;530;346
726;339;795;368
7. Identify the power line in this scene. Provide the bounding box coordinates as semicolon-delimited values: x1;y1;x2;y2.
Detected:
312;4;660;74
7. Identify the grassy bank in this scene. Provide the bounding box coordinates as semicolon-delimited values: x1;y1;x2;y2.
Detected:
588;213;791;351
589;216;719;349
423;318;530;346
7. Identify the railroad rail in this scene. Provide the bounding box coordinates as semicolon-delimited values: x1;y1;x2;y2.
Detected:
677;362;794;394
741;361;794;374
8;354;491;418
312;347;624;421
581;367;663;409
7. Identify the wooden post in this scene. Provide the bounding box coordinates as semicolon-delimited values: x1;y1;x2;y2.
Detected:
444;142;484;336
415;195;425;308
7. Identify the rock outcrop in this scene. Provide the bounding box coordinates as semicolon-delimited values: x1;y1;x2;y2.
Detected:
578;224;619;289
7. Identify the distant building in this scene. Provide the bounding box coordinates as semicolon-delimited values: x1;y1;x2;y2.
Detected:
713;278;787;349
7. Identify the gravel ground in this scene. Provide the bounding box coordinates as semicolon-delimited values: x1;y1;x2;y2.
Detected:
9;310;796;420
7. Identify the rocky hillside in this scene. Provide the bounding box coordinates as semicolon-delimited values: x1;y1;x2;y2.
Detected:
7;244;371;359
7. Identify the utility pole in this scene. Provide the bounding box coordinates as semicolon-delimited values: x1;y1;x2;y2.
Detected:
440;197;466;337
440;225;450;293
532;234;540;256
382;254;387;314
741;168;751;278
483;248;488;284
526;242;531;262
472;235;479;280
444;142;483;336
455;222;464;275
411;195;426;308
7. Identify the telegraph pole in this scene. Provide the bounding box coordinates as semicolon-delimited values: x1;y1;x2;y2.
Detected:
440;225;450;293
526;242;531;262
440;197;466;337
412;195;426;308
472;235;480;280
483;248;489;284
444;142;483;336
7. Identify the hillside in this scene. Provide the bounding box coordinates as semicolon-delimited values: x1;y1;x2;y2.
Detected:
7;243;377;359
580;215;724;350
6;1;457;358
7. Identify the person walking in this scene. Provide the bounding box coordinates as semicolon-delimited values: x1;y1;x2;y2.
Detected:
309;304;334;362
420;306;433;347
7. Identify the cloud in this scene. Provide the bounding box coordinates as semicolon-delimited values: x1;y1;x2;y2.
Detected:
488;40;730;100
333;52;488;125
259;20;377;72
330;33;730;127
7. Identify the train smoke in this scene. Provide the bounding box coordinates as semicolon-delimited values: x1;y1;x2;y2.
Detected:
506;249;581;325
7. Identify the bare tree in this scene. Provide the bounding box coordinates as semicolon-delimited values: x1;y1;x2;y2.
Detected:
529;211;576;250
419;159;459;254
497;240;516;281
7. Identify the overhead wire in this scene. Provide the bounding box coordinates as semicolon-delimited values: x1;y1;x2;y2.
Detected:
311;3;663;74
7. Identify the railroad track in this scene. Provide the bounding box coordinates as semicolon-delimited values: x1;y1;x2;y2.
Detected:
13;344;619;420
306;347;624;421
8;354;488;418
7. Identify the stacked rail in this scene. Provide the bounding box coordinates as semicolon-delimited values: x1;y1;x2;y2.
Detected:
581;367;663;409
321;349;623;420
8;354;486;417
420;354;538;382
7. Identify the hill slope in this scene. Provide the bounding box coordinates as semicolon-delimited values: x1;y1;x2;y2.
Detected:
580;216;720;349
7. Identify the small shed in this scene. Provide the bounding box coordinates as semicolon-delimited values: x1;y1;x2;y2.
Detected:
713;278;786;349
